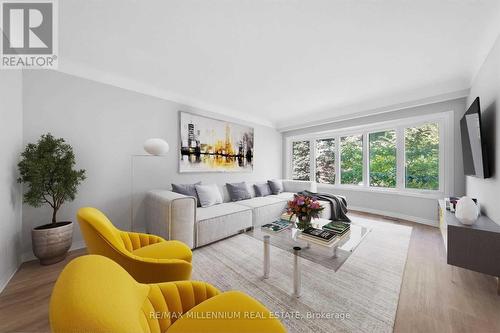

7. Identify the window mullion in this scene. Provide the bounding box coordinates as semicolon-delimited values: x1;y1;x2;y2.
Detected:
396;127;405;190
336;136;341;185
363;133;369;187
310;139;315;182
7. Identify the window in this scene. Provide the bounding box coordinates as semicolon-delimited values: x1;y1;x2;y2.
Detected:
287;112;450;195
369;130;396;188
292;140;310;180
405;123;439;190
316;138;335;184
340;135;363;185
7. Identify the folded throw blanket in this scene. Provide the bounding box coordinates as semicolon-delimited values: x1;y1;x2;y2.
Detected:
298;191;351;223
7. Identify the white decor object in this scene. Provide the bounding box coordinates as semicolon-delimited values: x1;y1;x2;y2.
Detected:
143;138;169;156
310;181;317;193
455;196;479;225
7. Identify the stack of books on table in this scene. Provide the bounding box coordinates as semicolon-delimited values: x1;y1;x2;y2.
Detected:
297;227;338;246
322;221;350;237
261;219;292;233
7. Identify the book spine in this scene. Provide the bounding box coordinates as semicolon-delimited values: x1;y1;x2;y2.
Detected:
300;233;336;243
298;235;336;246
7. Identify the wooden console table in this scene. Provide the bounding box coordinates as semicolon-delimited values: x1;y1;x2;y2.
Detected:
438;200;500;294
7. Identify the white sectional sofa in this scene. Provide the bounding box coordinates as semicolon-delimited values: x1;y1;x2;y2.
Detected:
145;180;331;248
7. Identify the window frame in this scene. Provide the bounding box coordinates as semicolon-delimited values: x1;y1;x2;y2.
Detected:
285;111;454;198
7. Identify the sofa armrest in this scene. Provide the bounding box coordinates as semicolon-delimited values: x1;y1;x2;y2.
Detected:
282;179;311;193
146;190;196;249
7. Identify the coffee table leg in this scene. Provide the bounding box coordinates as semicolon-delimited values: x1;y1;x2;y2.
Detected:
263;235;270;279
333;246;338;258
292;246;301;298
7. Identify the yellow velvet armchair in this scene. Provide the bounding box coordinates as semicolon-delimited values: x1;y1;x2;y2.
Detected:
77;207;192;283
50;255;287;333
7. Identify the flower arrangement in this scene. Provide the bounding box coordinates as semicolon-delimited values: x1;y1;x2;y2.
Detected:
286;194;324;230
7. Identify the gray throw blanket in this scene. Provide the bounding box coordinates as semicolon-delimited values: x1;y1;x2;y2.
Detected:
298;191;351;223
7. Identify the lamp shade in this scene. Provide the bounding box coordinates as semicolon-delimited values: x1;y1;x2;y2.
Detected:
143;138;169;156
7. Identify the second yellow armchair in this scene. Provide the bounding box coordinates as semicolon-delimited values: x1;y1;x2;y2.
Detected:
50;255;286;333
77;207;192;283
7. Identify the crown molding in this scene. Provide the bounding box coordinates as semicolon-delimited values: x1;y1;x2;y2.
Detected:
277;89;470;132
55;60;275;128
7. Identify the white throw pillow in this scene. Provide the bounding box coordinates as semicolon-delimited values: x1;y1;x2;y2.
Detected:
195;184;223;207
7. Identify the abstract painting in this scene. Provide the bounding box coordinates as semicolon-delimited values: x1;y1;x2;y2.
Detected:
179;111;254;172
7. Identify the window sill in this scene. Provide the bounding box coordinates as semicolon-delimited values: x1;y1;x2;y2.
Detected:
316;183;445;199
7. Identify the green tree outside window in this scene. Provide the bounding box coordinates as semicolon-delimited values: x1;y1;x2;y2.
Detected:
369;130;396;188
340;135;363;185
405;123;439;190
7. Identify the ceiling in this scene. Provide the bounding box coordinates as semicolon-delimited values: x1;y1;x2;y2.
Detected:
58;0;500;130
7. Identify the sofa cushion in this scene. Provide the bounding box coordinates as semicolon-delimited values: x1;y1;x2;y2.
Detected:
132;240;192;262
226;182;251;202
172;182;201;207
195;184;223;207
196;204;252;247
197;203;251;222
267;180;283;194
253;183;271;197
234;196;284;209
235;197;287;226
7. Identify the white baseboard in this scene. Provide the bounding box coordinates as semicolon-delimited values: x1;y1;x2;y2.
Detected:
21;240;87;263
0;266;19;294
349;205;438;227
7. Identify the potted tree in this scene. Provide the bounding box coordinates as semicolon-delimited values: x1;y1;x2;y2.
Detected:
18;133;86;265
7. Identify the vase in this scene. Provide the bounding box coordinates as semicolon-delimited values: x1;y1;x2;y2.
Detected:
455;196;479;225
32;221;73;265
296;215;312;230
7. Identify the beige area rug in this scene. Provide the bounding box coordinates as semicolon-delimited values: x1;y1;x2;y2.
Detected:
192;216;412;333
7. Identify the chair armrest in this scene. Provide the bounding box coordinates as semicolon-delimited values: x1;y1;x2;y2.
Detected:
146;190;196;249
87;231;193;283
119;231;166;251
146;280;221;324
124;253;193;283
167;291;287;333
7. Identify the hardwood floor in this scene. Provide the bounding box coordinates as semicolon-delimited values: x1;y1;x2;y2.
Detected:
1;212;499;333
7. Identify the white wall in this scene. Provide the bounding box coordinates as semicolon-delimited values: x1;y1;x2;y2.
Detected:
21;70;282;258
282;98;468;225
467;34;500;224
0;71;23;291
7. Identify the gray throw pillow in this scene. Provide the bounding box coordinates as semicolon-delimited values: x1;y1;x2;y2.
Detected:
268;180;283;195
226;182;251;202
172;182;201;207
195;184;223;208
254;183;271;197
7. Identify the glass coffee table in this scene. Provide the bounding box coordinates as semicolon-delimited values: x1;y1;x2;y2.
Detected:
245;219;370;297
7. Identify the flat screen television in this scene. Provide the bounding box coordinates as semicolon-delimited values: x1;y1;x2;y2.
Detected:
460;97;490;178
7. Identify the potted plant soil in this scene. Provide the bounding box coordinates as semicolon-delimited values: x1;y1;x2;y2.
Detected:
18;133;86;265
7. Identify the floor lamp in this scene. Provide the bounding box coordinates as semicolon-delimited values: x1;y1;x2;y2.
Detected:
130;138;169;231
